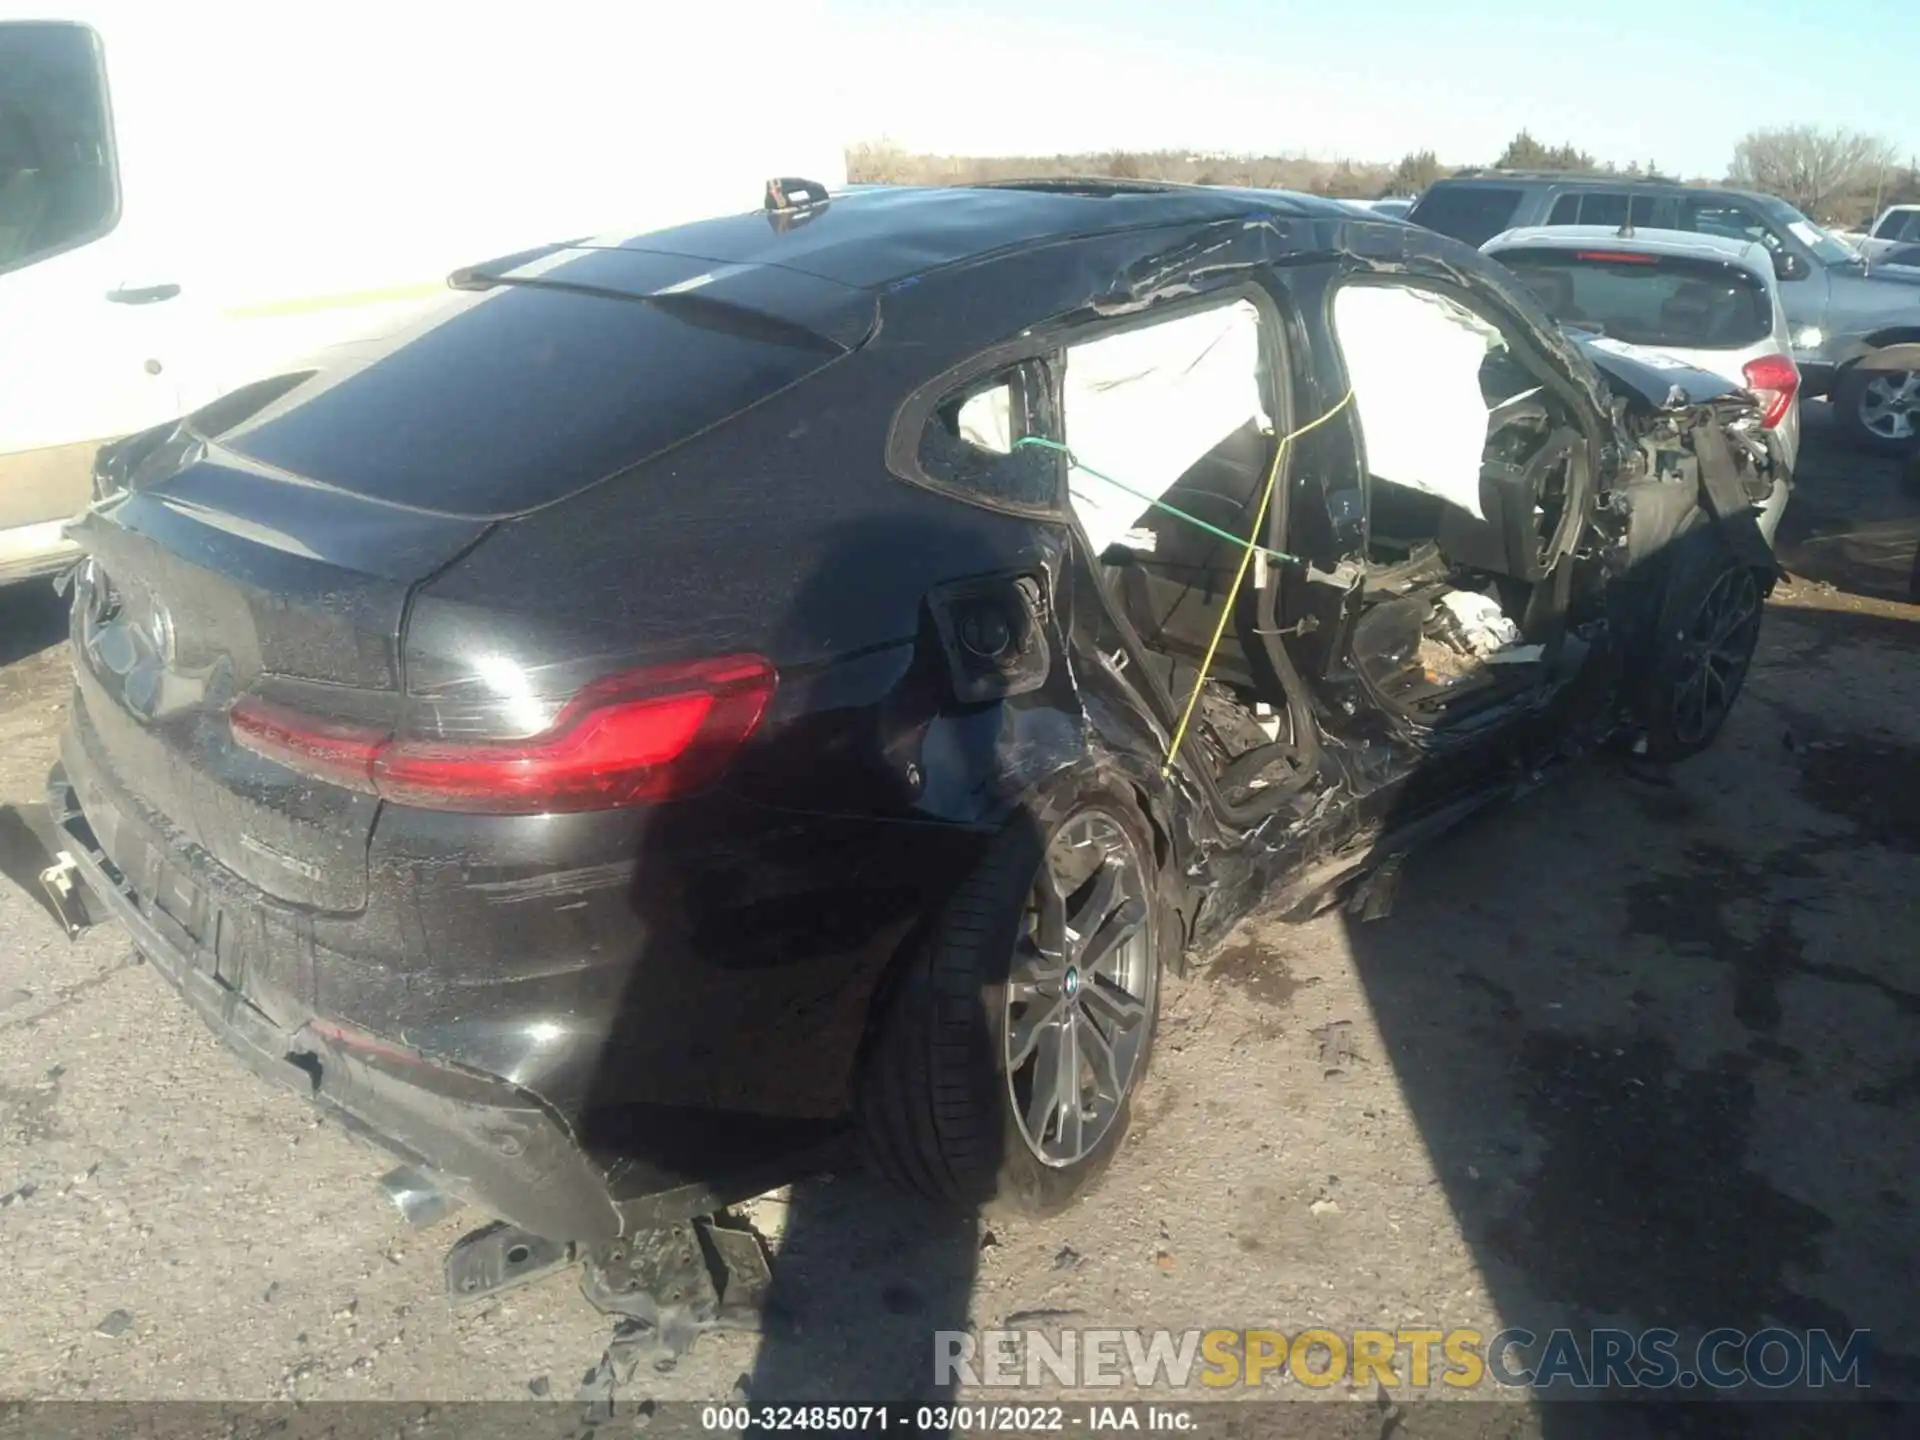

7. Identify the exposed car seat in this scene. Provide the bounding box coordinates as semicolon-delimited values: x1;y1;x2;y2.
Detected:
1106;419;1272;691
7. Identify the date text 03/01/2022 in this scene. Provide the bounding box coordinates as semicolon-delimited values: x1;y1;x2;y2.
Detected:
697;1404;1197;1431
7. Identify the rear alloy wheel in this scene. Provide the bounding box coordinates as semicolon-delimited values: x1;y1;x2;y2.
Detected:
1835;365;1920;455
1636;543;1764;762
1005;811;1156;1170
859;791;1163;1217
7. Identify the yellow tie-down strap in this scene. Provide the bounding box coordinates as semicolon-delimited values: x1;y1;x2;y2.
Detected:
1159;389;1355;777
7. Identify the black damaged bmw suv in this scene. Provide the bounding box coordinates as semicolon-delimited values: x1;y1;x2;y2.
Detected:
47;181;1782;1250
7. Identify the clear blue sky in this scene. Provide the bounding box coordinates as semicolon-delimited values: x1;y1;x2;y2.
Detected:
823;0;1920;177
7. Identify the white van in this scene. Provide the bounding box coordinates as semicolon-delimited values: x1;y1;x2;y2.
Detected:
0;1;849;583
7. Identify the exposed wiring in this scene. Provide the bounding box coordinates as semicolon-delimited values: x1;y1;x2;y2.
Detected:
1014;391;1356;779
1157;389;1353;780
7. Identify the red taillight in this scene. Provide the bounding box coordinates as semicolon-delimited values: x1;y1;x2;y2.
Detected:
1573;250;1658;264
228;700;384;791
1740;353;1799;429
230;655;775;814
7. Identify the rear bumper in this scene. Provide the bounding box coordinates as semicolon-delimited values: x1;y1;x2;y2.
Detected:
1795;360;1836;398
1755;473;1791;548
46;763;833;1242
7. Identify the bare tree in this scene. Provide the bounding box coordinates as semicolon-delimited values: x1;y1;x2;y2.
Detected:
1728;126;1898;217
846;138;910;184
1874;156;1920;209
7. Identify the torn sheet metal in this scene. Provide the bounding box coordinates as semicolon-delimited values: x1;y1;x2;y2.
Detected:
1584;335;1702;373
1345;852;1405;922
1572;333;1741;411
1691;423;1781;573
446;1220;575;1302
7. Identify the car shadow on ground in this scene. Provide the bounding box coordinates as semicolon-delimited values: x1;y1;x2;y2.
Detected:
714;622;1919;1432
1772;411;1920;604
0;580;74;928
744;1175;984;1405
0;579;68;671
1329;596;1918;1436
0;803;70;932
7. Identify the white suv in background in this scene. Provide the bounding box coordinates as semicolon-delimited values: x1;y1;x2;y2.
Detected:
1860;205;1920;267
1482;225;1798;544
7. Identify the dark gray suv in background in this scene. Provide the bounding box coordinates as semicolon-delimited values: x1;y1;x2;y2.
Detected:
1410;171;1920;454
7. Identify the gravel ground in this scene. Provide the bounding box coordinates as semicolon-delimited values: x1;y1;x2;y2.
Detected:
1;429;1915;1432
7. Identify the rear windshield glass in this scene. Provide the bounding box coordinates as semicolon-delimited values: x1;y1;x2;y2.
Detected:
1495;249;1771;350
1406;185;1523;245
216;283;847;518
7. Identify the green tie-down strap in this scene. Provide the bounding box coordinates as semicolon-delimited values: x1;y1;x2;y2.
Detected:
1011;435;1304;566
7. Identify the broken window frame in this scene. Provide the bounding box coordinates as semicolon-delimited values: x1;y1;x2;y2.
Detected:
886;351;1065;520
885;280;1300;542
1039;281;1298;561
1324;271;1603;580
1055;296;1274;560
1039;281;1322;822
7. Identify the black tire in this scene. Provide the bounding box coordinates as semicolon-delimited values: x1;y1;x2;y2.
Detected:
1632;538;1766;763
858;783;1163;1218
1833;365;1920;457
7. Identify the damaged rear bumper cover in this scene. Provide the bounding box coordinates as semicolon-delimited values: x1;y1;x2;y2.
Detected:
47;762;625;1244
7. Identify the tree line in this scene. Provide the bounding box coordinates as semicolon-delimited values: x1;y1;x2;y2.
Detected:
848;126;1919;229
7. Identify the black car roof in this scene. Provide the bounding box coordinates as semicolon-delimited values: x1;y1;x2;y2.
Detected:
573;182;1335;290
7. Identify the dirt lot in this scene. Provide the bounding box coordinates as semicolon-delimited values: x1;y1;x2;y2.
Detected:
1;417;1915;1431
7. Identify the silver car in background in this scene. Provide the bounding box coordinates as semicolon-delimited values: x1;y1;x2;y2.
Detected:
1859;205;1920;268
1482;225;1798;544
